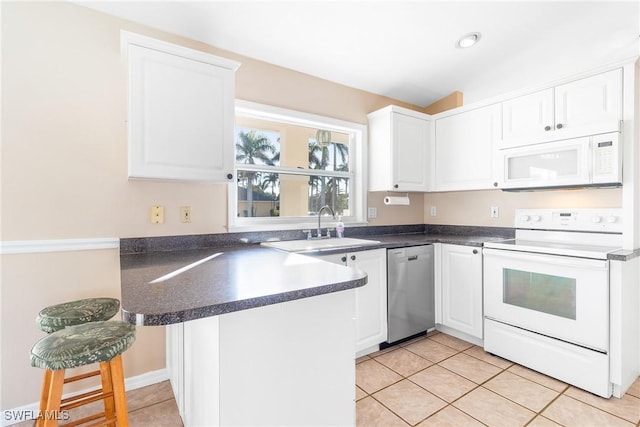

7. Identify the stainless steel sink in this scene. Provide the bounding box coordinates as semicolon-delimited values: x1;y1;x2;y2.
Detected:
261;237;381;253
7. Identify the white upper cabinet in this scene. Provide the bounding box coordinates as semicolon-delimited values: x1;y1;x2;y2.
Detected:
123;32;240;182
502;68;622;148
433;103;501;191
368;106;431;192
502;89;554;147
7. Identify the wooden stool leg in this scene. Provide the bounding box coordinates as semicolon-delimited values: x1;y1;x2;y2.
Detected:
40;370;65;427
100;361;116;426
109;355;129;427
38;370;53;416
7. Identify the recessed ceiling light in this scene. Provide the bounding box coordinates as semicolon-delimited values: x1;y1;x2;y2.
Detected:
456;32;481;49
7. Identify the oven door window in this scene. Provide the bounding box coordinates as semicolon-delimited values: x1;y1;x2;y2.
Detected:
503;269;576;320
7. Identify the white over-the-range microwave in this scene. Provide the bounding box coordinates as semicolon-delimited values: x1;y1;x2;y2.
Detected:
499;131;622;190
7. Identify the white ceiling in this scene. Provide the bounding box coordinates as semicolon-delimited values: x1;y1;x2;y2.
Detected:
79;1;639;107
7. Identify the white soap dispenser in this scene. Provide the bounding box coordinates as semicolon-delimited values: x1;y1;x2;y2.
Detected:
336;215;345;238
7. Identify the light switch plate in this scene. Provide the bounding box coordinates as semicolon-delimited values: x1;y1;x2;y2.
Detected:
180;206;192;223
430;206;437;217
490;206;499;218
367;207;377;219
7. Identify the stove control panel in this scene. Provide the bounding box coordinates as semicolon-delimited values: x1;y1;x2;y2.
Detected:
514;208;623;232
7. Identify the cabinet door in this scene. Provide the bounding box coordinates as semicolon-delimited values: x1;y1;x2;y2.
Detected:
440;244;483;339
392;112;430;191
434;104;501;191
348;249;388;353
502;89;554;148
316;250;387;354
554;68;622;137
128;43;236;182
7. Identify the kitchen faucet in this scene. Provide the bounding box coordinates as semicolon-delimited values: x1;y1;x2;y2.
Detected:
315;205;335;239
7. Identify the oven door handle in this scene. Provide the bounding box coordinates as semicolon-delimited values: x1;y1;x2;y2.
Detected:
482;248;608;270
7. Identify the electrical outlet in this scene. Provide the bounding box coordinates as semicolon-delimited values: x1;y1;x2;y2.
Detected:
367;207;377;219
490;206;499;218
150;205;164;224
430;206;437;217
180;206;192;223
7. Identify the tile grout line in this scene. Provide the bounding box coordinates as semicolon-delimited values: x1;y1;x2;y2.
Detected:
358;335;640;426
372;343;533;425
365;340;501;426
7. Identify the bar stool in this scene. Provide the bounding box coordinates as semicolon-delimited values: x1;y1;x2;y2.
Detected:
36;298;120;334
31;321;136;427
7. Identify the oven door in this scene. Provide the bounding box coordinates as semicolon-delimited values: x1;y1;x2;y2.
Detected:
483;248;609;352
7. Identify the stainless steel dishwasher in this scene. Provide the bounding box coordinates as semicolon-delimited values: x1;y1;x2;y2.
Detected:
386;245;435;345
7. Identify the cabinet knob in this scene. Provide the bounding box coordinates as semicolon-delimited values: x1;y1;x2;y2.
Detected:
556;123;563;129
394;184;399;189
341;256;347;263
544;125;552;131
472;249;478;254
350;255;356;261
226;173;233;180
493;182;498;187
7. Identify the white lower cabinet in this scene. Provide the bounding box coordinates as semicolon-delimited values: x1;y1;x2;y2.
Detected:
437;243;483;340
315;248;387;355
166;289;356;426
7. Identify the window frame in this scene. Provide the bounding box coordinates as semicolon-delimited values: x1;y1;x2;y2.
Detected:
228;100;368;232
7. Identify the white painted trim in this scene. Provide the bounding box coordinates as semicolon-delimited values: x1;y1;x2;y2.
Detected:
120;30;240;71
230;100;368;232
0;238;119;255
1;368;168;426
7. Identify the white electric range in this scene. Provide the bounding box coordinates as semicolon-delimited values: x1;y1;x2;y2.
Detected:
483;208;623;398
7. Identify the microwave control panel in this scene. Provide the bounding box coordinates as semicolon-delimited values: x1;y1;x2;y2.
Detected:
592;132;621;183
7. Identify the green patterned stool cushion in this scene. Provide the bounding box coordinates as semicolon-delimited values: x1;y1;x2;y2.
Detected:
36;298;120;333
30;321;136;370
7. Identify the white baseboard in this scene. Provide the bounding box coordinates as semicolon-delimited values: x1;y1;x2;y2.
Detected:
1;368;168;426
435;323;484;347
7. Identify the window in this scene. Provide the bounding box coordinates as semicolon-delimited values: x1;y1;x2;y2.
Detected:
229;101;367;231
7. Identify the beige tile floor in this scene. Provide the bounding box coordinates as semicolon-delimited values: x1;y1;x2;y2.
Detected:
12;380;183;427
357;332;640;427
15;331;640;427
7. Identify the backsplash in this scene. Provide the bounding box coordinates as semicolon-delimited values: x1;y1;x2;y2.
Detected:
120;224;514;254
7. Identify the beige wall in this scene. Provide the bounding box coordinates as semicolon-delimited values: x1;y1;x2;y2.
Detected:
424;188;622;227
1;1;424;409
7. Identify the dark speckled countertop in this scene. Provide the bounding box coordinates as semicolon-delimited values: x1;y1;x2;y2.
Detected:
119;225;515;327
120;245;367;326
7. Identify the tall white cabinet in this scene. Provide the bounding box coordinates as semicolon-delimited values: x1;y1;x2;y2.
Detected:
368;106;431;192
122;32;240;182
315;248;387;355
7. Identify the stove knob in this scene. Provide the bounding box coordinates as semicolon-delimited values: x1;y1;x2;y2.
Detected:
606;216;617;223
591;216;602;223
520;215;530;222
531;215;541;222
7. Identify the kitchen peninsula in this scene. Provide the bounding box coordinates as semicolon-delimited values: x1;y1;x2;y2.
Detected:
120;245;367;426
